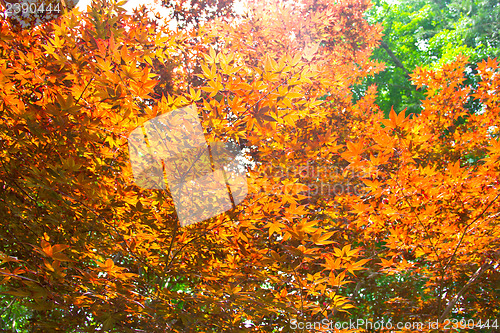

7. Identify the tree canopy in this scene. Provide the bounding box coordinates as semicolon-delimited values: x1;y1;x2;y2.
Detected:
364;0;500;116
0;0;498;331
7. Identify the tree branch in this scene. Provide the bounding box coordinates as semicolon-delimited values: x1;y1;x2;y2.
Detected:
0;299;15;318
380;40;411;77
443;192;500;273
439;260;493;322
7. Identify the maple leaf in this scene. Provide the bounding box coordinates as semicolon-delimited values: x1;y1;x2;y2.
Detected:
381;107;407;130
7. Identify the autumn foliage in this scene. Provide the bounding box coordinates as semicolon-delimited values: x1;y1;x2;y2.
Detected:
0;0;498;331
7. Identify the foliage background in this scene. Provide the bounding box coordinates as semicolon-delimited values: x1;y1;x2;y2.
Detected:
0;0;499;331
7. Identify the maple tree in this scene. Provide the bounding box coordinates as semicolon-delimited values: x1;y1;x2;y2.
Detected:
0;0;498;331
363;0;500;116
340;55;500;326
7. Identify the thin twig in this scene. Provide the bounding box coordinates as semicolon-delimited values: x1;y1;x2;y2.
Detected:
439;260;493;322
54;190;158;276
75;77;95;106
393;176;444;271
0;271;44;286
232;78;289;124
0;299;15;317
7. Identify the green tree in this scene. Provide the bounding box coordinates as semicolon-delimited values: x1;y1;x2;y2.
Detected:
362;0;500;116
